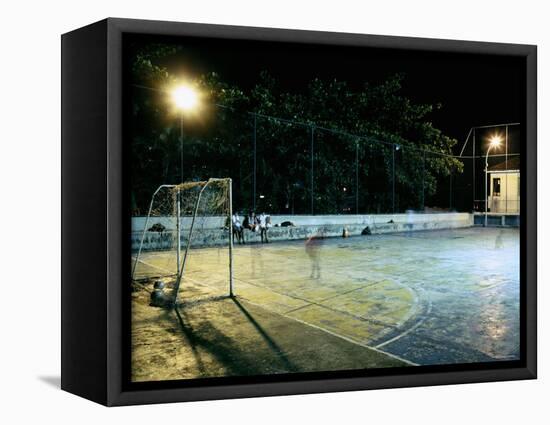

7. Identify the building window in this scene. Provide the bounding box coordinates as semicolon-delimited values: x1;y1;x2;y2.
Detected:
493;177;501;196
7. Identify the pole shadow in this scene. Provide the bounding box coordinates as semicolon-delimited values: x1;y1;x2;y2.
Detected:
231;297;297;372
172;303;271;377
168;296;298;378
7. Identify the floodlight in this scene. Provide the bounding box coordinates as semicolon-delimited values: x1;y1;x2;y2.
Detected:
172;85;199;110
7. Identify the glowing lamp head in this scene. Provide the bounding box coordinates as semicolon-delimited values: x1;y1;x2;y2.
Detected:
489;135;503;148
172;85;198;110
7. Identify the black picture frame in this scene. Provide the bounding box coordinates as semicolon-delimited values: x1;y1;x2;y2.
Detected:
61;17;537;406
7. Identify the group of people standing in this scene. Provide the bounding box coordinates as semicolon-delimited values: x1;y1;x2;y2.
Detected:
232;212;271;244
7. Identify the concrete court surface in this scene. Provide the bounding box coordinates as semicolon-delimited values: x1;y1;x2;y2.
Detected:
132;227;520;381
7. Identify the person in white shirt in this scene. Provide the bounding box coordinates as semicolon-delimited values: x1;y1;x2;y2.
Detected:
232;213;244;244
259;212;269;243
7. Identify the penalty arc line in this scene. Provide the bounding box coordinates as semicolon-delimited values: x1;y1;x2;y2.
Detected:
375;289;433;349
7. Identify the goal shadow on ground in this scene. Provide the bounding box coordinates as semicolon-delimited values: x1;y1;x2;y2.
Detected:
132;284;406;381
173;296;298;377
231;297;296;372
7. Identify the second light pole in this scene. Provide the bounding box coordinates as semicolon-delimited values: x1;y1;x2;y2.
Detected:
484;135;502;227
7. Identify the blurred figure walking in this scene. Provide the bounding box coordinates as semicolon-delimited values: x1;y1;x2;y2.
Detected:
305;230;325;279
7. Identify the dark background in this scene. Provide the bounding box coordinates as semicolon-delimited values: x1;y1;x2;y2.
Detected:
152;36;524;151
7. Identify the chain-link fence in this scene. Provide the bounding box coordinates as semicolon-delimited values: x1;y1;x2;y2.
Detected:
130;104;520;217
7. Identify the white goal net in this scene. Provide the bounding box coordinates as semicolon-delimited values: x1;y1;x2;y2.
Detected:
131;178;234;305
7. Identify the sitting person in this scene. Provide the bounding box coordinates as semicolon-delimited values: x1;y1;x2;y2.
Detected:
243;211;257;232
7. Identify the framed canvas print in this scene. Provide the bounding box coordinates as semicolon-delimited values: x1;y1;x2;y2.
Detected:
61;18;537;406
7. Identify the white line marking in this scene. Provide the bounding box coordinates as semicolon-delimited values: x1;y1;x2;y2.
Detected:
132;258;173;274
375;289;433;349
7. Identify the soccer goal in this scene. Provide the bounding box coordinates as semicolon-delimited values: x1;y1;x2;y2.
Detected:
131;178;234;305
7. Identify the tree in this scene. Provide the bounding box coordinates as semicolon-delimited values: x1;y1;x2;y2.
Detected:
128;45;462;215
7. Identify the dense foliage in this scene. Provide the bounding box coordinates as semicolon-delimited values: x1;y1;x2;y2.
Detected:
129;45;462;215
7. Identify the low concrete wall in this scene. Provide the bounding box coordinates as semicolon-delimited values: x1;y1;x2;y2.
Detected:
132;213;473;252
132;213;472;231
473;213;520;227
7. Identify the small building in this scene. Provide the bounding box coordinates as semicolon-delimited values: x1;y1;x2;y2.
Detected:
487;157;520;214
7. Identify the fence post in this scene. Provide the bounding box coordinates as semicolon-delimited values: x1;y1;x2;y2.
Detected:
473;128;476;212
505;124;509;213
392;144;395;214
449;169;453;210
228;179;234;297
253;113;257;211
355;140;359;214
311;126;314;215
421;150;425;211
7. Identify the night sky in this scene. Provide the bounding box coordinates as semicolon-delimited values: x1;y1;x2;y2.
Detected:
131;34;525;155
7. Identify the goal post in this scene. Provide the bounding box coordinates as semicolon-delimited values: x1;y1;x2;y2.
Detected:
131;178;234;304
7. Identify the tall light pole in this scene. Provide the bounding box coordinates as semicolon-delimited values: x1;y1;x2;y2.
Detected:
170;83;200;274
171;84;199;180
485;135;502;227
